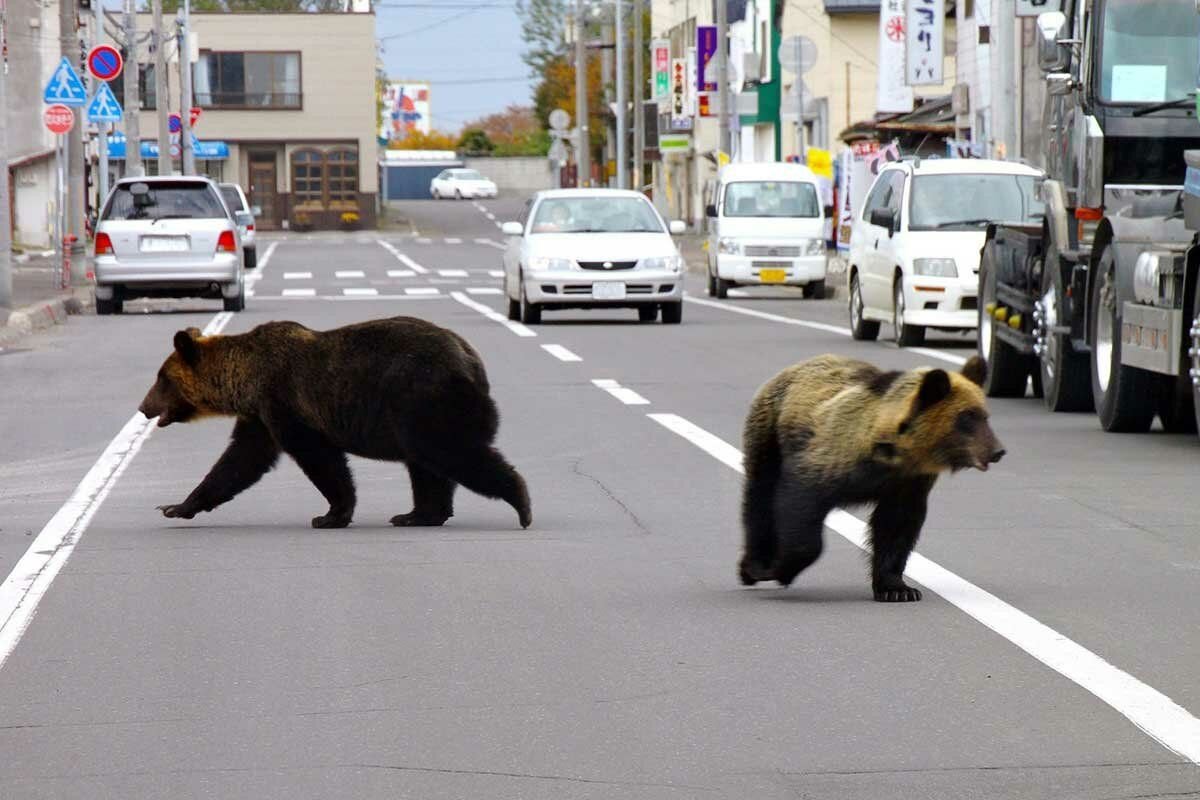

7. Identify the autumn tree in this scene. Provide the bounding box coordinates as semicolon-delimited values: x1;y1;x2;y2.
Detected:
386;129;459;151
533;54;605;163
460;105;550;157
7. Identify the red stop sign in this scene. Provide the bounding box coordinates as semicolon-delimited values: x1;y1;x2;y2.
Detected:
43;104;74;135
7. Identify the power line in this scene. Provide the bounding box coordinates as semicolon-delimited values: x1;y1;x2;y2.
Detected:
378;1;506;40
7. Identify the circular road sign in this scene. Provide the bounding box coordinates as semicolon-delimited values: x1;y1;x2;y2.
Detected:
548;108;570;131
43;104;75;134
169;143;181;158
87;44;123;82
779;35;817;74
168;113;182;133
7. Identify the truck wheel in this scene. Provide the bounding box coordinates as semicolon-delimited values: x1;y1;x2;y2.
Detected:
803;279;825;299
978;240;1029;397
1037;246;1093;412
706;265;717;297
893;278;925;347
848;272;879;341
1089;245;1155;432
1157;375;1197;434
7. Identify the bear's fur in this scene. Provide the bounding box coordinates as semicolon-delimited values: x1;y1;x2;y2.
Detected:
738;354;1004;602
138;317;532;530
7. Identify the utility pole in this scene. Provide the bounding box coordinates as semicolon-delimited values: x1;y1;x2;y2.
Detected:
0;0;12;310
614;0;625;189
574;0;589;187
716;0;730;158
60;0;85;280
990;0;1016;159
178;0;194;174
151;0;171;174
93;0;110;213
123;0;143;177
632;0;644;192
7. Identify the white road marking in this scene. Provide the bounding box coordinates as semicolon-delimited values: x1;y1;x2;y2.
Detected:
282;288;316;297
475;238;505;250
335;270;365;279
438;269;468;277
377;240;429;274
242;241;276;298
591;378;650;406
257;241;278;271
387;269;415;278
444;237;463;244
272;294;444;301
488;270;504;278
542;344;582;362
0;311;235;672
283;272;312;280
405;287;441;296
416;237;432;245
486;213;497;220
343;287;378;296
449;291;536;338
646;411;1200;764
906;346;968;366
466;287;502;295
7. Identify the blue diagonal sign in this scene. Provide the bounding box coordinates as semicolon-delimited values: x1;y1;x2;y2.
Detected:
87;82;123;123
43;56;88;106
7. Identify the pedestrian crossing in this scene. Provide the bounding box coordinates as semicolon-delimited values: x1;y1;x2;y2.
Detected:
251;260;505;300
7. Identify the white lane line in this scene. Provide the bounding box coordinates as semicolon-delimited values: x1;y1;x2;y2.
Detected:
405;287;440;296
466;287;502;295
444;237;463;244
283;272;312;280
416;237;432;245
0;311;235;672
271;295;445;301
282;288;316;297
449;291;536;338
387;269;415;278
438;269;468;277
335;270;365;279
486;213;497;221
257;241;278;271
646;412;1200;764
343;288;378;296
591;378;650;406
488;270;504;278
243;241;277;297
475;238;505;250
907;346;968;366
542;344;582;362
377;240;429;274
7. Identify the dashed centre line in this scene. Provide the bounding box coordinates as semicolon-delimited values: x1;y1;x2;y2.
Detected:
449;291;535;337
591;379;650;406
542;344;582;362
377;240;429;274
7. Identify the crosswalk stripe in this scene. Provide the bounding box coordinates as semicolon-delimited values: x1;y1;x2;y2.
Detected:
282;288;316;297
343;288;378;296
387;269;415;278
335;270;365;279
438;269;468;277
466;287;502;295
405;287;440;295
283;271;312;280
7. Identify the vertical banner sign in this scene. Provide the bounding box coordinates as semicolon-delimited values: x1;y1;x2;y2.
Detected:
906;0;944;85
836;141;880;253
671;57;687;121
685;46;698;117
653;40;671;100
696;25;717;91
1016;0;1053;16
877;0;914;112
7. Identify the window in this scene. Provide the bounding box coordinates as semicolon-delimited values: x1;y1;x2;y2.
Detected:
290;147;360;209
102;181;226;221
1098;0;1200;104
861;171;895;220
194;51;301;109
109;64;156;110
326;150;359;206
291;149;324;207
529;196;664;234
721;181;820;218
908;173;1044;231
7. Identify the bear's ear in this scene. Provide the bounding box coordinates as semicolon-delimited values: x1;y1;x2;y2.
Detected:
961;355;988;388
916;368;952;412
173;329;200;367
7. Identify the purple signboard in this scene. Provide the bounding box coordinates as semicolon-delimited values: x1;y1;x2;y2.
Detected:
697;25;717;92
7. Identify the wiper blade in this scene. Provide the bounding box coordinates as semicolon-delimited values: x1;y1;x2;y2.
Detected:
150;214;191;224
930;218;993;229
1132;94;1195;117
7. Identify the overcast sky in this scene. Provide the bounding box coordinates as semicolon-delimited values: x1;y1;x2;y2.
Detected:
376;3;537;132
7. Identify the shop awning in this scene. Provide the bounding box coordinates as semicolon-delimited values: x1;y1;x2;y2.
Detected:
105;133;229;160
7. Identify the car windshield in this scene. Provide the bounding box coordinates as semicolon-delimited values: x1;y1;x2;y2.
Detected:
1098;0;1200;104
722;181;819;218
530;197;664;233
104;182;228;221
907;173;1044;231
219;186;246;213
454;170;484;181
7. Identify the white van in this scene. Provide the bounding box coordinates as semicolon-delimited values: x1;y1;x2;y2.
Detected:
704;162;827;299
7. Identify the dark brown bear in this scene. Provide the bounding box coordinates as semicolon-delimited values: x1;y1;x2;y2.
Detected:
738;354;1004;602
138;317;532;530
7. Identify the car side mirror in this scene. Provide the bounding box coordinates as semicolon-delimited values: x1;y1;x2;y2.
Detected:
501;221;523;236
250;205;261;217
235;211;253;226
870;207;897;236
1036;11;1071;73
705;203;718;218
669;220;686;235
1046;72;1075;96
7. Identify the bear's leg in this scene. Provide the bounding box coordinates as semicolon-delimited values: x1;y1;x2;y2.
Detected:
391;463;456;527
415;443;531;529
158;417;280;520
275;419;357;529
770;471;827;587
739;439;782;586
868;477;935;602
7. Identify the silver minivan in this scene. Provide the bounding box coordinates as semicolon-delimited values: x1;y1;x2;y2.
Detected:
93;176;245;315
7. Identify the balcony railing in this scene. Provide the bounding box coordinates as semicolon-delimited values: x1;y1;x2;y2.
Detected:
193;92;302;110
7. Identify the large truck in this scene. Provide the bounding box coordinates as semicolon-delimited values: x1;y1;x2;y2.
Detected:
977;0;1200;436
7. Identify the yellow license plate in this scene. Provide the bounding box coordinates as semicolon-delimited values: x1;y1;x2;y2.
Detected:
760;269;787;283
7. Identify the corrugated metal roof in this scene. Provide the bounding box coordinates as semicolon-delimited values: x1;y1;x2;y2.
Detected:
823;0;880;12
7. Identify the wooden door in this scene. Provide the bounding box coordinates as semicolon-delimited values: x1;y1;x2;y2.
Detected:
248;154;278;230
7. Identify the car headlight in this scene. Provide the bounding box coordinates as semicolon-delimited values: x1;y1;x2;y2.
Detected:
803;238;825;256
913;257;958;277
527;256;572;271
718;238;741;255
642;255;684;272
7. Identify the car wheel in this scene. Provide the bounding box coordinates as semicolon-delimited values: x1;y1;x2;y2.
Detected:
519;283;541;324
223;284;246;313
978;240;1031;397
893;277;925;347
661;301;683;324
638;305;658;323
706;264;717;297
714;273;731;299
95;295;122;315
455;189;463;200
507;297;521;321
1037;242;1092;412
803;279;826;299
1089;244;1154;432
848;272;880;341
244;247;257;270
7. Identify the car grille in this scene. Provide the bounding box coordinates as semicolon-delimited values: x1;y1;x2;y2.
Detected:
577;260;638;270
745;245;801;257
961;296;978;311
752;261;791;270
562;283;654;295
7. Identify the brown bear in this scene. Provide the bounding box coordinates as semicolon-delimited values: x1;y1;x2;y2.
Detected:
738;354;1004;601
138;317;532;530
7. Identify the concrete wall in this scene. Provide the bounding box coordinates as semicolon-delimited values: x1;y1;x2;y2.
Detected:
13;159;54;250
463;157;556;194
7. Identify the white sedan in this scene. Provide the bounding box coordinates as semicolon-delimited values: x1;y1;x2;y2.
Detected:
501;189;688;324
430;169;498;199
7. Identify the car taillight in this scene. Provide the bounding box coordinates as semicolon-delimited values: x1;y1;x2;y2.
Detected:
246;224;254;232
94;232;113;255
217;230;237;253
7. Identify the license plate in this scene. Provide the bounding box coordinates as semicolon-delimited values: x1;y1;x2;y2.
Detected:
759;269;787;284
140;236;188;253
592;282;626;300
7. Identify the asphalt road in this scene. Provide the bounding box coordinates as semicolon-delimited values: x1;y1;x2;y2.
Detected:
1;195;1198;799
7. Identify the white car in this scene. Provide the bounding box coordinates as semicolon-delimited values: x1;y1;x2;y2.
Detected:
217;182;259;269
847;157;1045;346
430;168;498;199
501;189;687;324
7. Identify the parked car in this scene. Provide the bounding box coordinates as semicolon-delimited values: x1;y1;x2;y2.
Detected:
430;168;498;199
217;182;260;269
704;161;828;299
500;189;687;324
847;157;1045;346
92;176;245;315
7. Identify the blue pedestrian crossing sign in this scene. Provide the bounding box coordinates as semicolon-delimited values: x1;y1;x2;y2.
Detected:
43;56;88;106
87;83;123;123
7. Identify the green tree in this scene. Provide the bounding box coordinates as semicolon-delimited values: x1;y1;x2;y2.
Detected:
458;128;496;156
515;0;569;76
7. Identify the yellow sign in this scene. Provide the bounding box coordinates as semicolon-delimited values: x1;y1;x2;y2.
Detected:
716;150;730;167
807;147;833;178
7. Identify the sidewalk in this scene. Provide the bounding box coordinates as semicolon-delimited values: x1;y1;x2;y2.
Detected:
0;252;92;348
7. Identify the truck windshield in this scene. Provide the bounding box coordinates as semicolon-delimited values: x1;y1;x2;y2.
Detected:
722;181;819;218
908;173;1044;231
1098;0;1200;105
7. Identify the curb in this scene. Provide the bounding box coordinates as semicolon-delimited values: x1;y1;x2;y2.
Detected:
0;287;93;348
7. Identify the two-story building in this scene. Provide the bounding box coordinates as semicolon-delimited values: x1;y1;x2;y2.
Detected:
102;10;378;230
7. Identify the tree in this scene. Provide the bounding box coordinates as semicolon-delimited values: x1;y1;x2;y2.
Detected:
533;54;605;163
458;129;495;156
385;129;459;151
461;105;550;156
515;0;569;76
